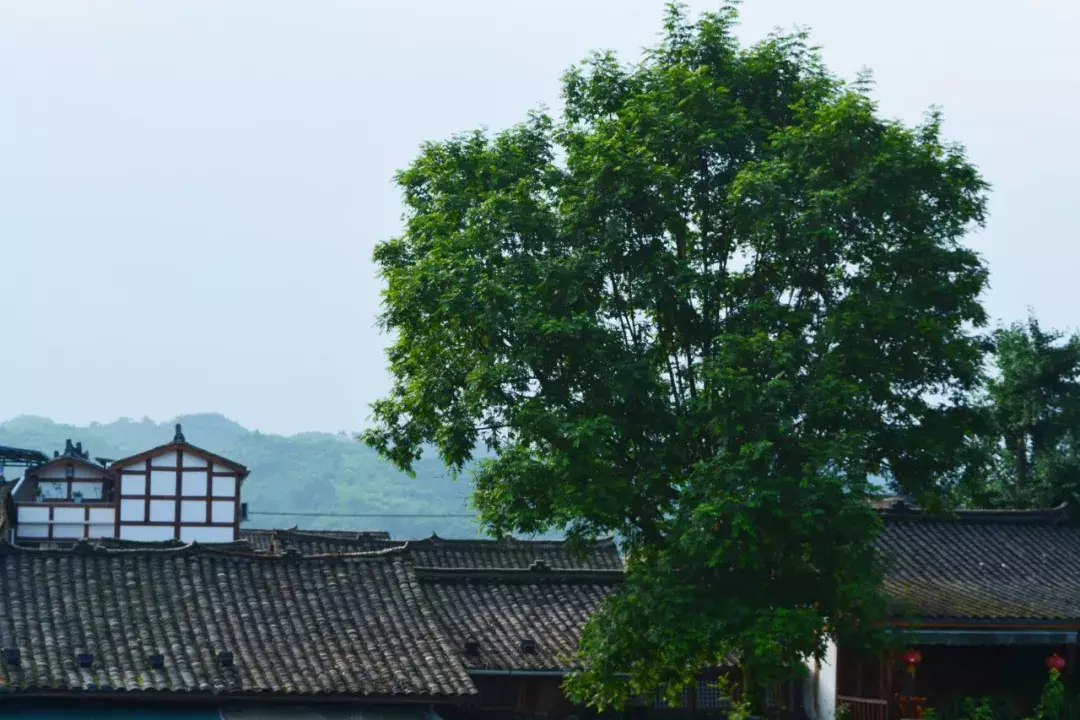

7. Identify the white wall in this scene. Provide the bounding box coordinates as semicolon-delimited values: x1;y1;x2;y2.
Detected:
181;500;206;522
53;524;83;539
211;500;234;524
16;523;49;538
89;508;115;524
120;498;145;522
803;641;837;720
119;524;175;541
37;464;105;480
17;506;49;523
182;475;207;495
182;453;207;468
121;475;146;495
150;471;176;495
38;481;67;499
70;481;103;500
52;507;84;523
153;451;179;467
212;475;236;497
180;525;234;543
149;500;175;522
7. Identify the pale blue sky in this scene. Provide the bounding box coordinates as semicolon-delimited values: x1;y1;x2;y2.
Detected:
2;0;1077;435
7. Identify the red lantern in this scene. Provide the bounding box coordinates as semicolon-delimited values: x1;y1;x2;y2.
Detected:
903;649;923;667
1046;654;1066;671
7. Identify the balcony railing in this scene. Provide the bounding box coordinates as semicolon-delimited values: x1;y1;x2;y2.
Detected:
837;696;889;720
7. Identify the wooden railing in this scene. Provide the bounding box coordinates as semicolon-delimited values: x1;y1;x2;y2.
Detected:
837;695;889;720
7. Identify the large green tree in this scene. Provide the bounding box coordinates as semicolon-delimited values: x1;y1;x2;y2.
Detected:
364;3;989;707
960;316;1080;509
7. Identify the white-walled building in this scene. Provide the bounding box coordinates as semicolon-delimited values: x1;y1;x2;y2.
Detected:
5;424;248;545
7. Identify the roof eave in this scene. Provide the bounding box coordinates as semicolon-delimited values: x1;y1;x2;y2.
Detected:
0;689;479;705
887;617;1080;630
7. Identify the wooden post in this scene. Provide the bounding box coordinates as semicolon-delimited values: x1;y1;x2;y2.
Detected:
884;651;895;720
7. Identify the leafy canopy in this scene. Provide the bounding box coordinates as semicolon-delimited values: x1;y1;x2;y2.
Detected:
958;315;1080;510
364;3;989;707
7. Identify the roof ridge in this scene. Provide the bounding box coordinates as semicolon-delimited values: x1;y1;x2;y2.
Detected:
0;539;413;560
881;502;1072;525
412;565;625;583
407;534;617;547
250;527;619;548
275;528;395;542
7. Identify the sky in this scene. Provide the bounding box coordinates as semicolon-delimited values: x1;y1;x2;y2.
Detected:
2;0;1078;436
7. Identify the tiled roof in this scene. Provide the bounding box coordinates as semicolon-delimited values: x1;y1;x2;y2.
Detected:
239;529;391;554
0;541;477;700
402;535;622;570
415;565;623;671
239;530;623;571
878;504;1080;623
0;482;13;536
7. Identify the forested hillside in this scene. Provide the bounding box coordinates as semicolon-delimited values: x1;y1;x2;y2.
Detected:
0;414;484;538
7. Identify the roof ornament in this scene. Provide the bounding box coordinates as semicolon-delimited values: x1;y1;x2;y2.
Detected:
174;424;186;443
73;539;98;556
529;560;551;573
60;439;90;460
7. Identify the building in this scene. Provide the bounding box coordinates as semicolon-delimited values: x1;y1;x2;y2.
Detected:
4;425;248;545
2;427;827;718
6;439;115;542
804;501;1080;720
0;428;642;719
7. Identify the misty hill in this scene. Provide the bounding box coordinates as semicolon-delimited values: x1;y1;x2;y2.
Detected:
0;414;485;538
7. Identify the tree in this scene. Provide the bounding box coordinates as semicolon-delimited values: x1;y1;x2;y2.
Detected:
961;316;1080;509
363;3;989;707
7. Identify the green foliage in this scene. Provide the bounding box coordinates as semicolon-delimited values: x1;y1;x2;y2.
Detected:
926;670;1068;720
1032;669;1066;720
364;1;989;707
962;698;998;720
958;316;1080;509
0;414;484;538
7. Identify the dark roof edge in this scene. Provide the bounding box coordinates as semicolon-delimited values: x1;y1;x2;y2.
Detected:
0;538;411;561
426;532;618;547
273;528;396;543
886;617;1080;629
880;501;1072;525
413;565;625;584
0;688;478;703
27;454;112;476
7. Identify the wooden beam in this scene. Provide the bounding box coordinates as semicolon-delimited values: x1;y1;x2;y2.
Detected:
175;449;183;540
144;459;151;525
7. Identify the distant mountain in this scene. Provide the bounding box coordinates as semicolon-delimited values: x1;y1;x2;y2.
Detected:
0;414;485;538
